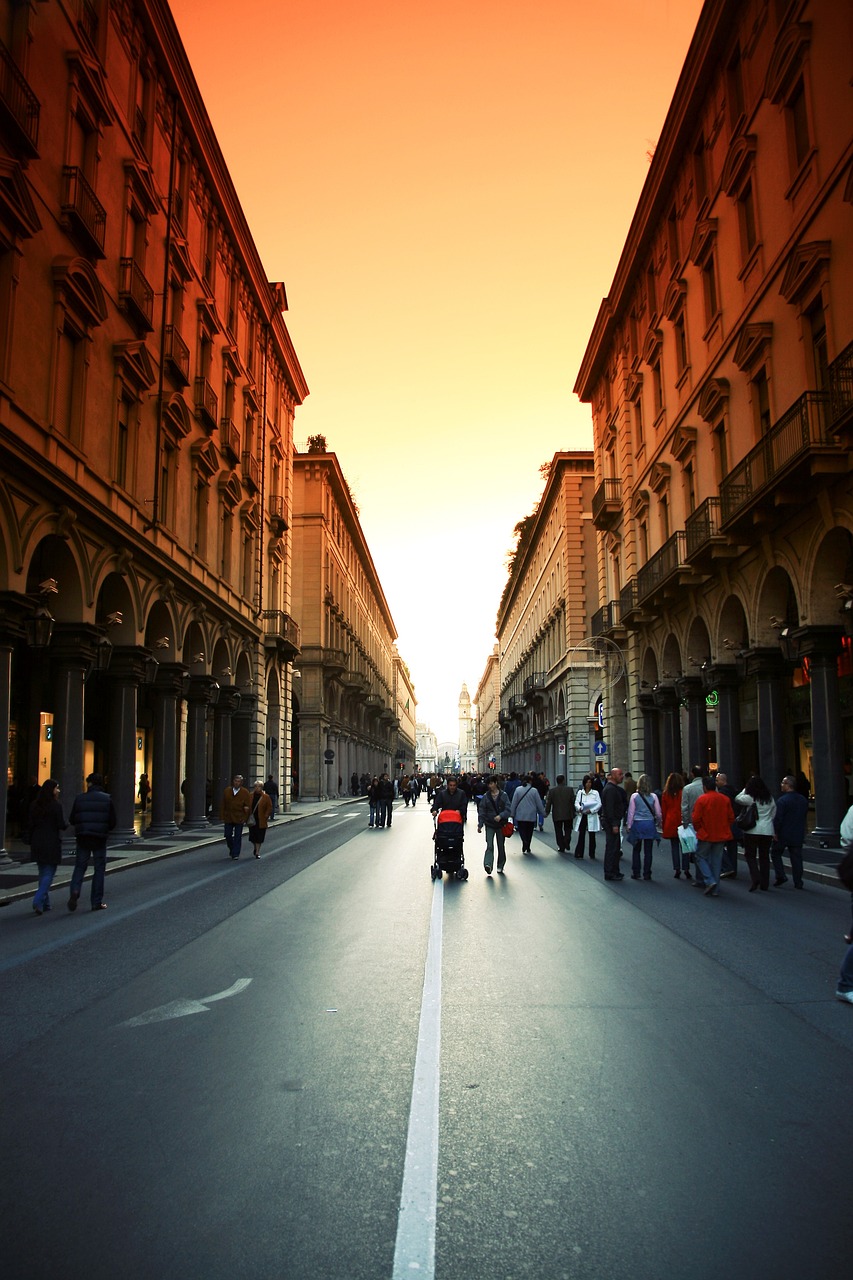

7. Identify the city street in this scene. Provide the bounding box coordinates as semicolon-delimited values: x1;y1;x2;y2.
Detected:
3;801;852;1279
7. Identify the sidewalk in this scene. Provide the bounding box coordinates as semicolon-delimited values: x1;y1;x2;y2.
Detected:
0;795;367;908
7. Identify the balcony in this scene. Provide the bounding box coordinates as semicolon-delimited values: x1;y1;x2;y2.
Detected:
591;601;623;638
322;647;348;675
498;708;512;727
523;671;547;702
828;341;853;438
0;39;40;156
509;695;526;717
684;496;743;566
259;610;300;659
342;669;368;692
619;577;654;629
118;257;154;331
720;392;846;531
220;416;239;462
61;166;106;257
268;494;287;534
78;0;99;46
242;450;260;492
364;693;383;711
193;377;218;430
637;531;705;605
591;478;622;530
164;326;190;385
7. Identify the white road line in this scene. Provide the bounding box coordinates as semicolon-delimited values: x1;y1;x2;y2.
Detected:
392;876;443;1279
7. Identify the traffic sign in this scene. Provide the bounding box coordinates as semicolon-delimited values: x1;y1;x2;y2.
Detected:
594;741;607;757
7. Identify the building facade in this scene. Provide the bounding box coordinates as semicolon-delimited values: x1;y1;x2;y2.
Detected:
415;721;438;774
0;0;307;851
473;644;501;774
495;452;598;785
457;683;476;773
290;450;415;799
574;0;853;842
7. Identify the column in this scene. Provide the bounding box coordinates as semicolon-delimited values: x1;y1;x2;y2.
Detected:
652;683;681;780
0;637;15;861
232;692;257;783
638;690;661;785
147;663;187;836
704;664;743;788
793;626;846;847
743;648;788;794
677;675;709;773
212;685;241;807
108;647;152;840
51;624;101;847
183;675;219;829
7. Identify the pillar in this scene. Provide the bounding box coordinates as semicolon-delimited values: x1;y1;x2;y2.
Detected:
793;626;846;847
743;648;788;795
183;675;219;829
677;675;709;773
147;663;187;836
212;685;242;807
232;691;257;783
638;690;661;785
704;663;743;788
108;647;152;840
653;683;681;780
50;624;101;847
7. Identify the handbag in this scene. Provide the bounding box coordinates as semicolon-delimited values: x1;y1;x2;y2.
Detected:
502;821;515;838
247;812;257;826
677;823;697;854
734;800;757;831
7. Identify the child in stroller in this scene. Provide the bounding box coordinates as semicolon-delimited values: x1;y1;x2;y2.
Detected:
431;809;469;880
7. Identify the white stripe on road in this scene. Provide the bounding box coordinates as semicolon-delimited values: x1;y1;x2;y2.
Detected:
392;876;443;1279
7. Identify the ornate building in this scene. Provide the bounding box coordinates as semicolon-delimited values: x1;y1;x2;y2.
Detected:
474;644;501;774
457;683;476;772
415;722;438;774
574;0;853;842
290;450;415;798
495;452;598;785
0;0;307;852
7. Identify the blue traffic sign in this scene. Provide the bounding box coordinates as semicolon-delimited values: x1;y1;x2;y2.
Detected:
594;741;607;756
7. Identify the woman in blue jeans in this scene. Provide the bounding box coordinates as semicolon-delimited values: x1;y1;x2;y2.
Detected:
27;779;66;915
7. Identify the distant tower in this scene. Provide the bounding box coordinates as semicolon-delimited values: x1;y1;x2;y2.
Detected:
458;683;476;772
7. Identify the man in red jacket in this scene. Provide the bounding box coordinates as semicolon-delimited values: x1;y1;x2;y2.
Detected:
691;775;735;897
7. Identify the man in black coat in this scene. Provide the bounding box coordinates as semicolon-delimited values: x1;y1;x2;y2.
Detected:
545;774;575;854
68;772;117;911
376;772;395;828
772;774;808;889
601;767;628;881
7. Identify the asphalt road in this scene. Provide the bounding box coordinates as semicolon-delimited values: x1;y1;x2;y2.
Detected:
3;803;852;1279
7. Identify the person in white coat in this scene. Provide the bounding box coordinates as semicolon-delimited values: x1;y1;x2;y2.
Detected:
573;775;602;859
510;775;546;854
735;774;777;892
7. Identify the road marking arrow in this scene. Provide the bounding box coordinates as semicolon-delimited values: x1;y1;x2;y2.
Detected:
119;978;252;1027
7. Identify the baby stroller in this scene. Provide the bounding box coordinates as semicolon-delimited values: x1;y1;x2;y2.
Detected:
431;809;469;881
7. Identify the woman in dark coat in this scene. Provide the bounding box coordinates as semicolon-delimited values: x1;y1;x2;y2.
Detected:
28;779;66;915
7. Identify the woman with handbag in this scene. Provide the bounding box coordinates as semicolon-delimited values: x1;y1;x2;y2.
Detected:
660;772;689;878
247;780;273;858
27;779;67;915
510;775;546;854
625;773;662;880
735;774;776;891
477;776;512;875
573;775;602;858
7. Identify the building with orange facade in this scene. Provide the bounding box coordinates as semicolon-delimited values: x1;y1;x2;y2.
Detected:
493;451;598;786
0;0;307;851
574;0;853;842
291;449;416;799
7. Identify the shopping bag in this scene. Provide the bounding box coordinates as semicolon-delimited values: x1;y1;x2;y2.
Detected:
677;823;697;854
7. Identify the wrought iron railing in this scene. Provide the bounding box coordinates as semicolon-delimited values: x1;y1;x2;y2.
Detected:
61;166;106;254
119;257;154;327
591;477;622;526
0;38;40;150
828;341;853;428
591;601;621;636
685;496;722;559
192;377;218;428
637;531;688;601
720;391;829;524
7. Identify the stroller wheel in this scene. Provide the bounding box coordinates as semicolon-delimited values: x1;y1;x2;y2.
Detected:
461;867;469;880
430;865;439;880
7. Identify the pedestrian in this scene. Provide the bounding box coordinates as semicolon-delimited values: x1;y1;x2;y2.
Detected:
351;771;359;797
715;771;739;878
772;774;808;888
690;775;735;897
138;771;150;813
431;776;468;822
545;774;575;854
367;775;381;827
26;779;66;915
220;773;251;859
626;774;661;879
572;775;602;858
377;772;395;827
504;771;522;800
623;771;637;799
601;767;628;880
410;775;420;806
247;780;273;858
660;772;689;878
735;774;777;892
681;765;707;886
68;772;117;911
477;776;511;875
510;774;545;854
534;772;549;831
835;804;853;1002
263;774;279;819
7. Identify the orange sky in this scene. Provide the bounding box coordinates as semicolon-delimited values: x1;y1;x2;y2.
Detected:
170;0;704;744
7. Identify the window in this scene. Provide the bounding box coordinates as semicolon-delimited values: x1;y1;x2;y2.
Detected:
651;357;663;417
115;395;131;488
638;520;649;566
751;368;772;437
203;217;216;288
683;463;696;514
193;478;208;558
659;494;670;541
159;443;176;528
692;137;708;208
633;396;645;450
714;423;729;483
788;78;810;170
702;252;719;327
646;265;657;318
220;508;233;580
727;47;745;132
674;312;688;378
738;181;757;256
667;209;680;272
54;322;83;440
806;298;828;392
